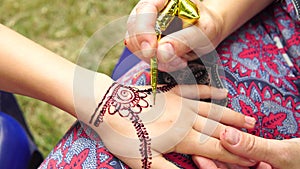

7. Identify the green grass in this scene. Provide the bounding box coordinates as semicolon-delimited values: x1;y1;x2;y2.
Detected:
0;0;138;157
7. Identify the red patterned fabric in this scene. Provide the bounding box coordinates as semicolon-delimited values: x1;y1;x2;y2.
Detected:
39;1;299;168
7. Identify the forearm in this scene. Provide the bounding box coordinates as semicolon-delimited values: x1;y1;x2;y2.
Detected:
202;0;274;42
0;24;114;117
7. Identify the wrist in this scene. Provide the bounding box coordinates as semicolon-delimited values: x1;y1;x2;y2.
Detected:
73;69;115;124
197;4;225;47
201;0;274;43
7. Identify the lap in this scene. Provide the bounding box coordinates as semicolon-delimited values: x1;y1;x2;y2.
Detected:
39;1;300;168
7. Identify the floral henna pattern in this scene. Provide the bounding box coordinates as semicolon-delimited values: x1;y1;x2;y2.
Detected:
130;113;152;169
89;82;175;169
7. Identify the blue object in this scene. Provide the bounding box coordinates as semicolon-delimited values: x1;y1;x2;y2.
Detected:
0;91;43;169
0;111;32;169
111;47;140;80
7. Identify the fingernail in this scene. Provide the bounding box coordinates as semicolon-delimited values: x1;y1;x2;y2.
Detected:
141;41;154;58
158;43;175;62
224;128;240;145
245;116;256;127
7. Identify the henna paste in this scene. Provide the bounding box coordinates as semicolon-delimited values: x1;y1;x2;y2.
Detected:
90;82;175;169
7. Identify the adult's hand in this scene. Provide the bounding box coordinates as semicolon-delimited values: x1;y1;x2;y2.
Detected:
192;156;251;169
125;0;223;72
125;0;273;72
219;126;300;169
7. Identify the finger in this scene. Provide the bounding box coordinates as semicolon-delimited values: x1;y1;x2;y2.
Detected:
126;0;168;60
220;127;280;166
181;51;201;61
213;161;230;169
172;85;228;100
194;158;250;169
117;154;179;169
188;101;256;129
192;155;219;169
126;3;156;60
220;164;250;169
126;3;140;51
158;57;188;72
151;155;180;169
174;129;256;167
193;116;226;138
255;162;273;169
157;25;215;64
210;160;250;169
135;1;157;58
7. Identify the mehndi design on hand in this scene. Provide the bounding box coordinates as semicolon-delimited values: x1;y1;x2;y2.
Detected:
89;82;175;169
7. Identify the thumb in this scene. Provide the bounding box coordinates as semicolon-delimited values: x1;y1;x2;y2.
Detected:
220;127;279;165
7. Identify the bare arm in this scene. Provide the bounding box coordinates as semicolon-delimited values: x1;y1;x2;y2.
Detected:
0;24;114;117
202;0;274;42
